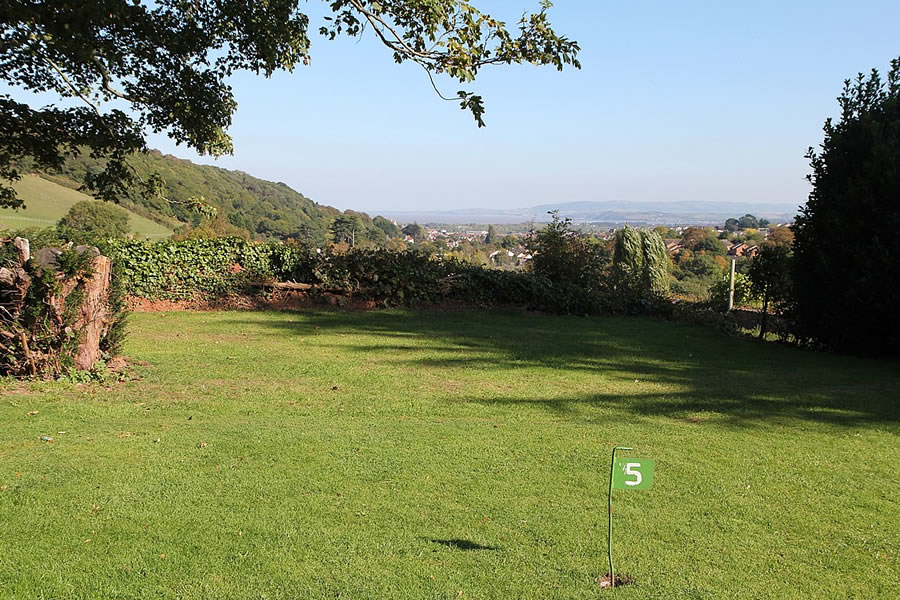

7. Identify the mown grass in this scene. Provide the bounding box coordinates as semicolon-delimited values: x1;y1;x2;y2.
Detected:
1;310;897;599
0;174;173;238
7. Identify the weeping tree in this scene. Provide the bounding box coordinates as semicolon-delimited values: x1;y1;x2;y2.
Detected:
612;224;643;291
640;227;669;295
613;225;669;298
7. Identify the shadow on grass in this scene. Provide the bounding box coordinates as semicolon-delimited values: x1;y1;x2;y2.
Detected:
429;538;499;551
223;309;900;428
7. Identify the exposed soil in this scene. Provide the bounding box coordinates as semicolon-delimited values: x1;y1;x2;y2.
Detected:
125;293;531;315
105;356;131;372
126;292;380;313
596;573;634;589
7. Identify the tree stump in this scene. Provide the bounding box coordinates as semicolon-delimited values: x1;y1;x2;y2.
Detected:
73;255;112;370
0;238;115;376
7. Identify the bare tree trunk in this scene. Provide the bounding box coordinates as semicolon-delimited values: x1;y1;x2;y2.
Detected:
759;288;769;339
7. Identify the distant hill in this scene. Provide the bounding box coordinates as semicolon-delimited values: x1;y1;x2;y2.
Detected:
0;174;173;238
530;200;800;224
377;199;802;226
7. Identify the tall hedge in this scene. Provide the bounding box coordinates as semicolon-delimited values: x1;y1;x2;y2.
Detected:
101;238;618;316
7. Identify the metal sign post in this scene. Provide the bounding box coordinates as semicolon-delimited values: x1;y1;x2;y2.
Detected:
607;446;654;589
728;257;736;311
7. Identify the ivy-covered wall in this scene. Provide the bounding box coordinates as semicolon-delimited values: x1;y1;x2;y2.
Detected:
102;238;613;315
103;238;309;299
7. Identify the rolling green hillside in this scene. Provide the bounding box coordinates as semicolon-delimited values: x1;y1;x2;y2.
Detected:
0;175;173;238
48;150;383;244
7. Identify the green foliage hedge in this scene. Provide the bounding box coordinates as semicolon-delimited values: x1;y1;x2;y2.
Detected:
103;238;310;299
103;238;620;315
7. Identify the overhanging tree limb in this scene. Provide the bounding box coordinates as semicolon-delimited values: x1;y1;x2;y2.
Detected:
1;0;579;209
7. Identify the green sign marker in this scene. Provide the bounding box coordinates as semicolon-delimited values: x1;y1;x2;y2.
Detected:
606;447;654;589
612;458;654;490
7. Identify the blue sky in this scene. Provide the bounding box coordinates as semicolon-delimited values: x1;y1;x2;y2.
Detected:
14;1;900;213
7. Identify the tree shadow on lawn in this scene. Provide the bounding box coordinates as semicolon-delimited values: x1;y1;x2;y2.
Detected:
222;310;900;428
428;538;500;551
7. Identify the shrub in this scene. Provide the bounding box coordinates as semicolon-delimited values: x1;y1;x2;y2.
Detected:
58;200;131;238
527;212;610;290
709;272;757;309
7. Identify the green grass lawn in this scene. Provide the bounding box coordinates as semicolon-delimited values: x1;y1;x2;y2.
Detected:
1;310;897;599
0;175;173;238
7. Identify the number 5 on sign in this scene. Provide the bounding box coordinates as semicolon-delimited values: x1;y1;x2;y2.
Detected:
612;459;654;490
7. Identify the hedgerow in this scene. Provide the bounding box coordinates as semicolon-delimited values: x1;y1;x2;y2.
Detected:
101;238;621;315
102;238;310;299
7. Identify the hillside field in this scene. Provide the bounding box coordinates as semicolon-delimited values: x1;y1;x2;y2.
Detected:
1;310;897;599
0;175;173;238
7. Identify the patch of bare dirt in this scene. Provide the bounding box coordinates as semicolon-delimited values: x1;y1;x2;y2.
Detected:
126;292;381;313
596;573;634;589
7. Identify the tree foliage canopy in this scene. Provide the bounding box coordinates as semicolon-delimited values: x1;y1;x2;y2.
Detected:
44;149;347;243
0;0;579;208
401;222;428;242
681;226;726;255
331;214;364;246
793;58;900;354
373;215;400;238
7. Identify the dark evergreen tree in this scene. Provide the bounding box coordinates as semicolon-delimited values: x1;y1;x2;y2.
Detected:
401;223;428;242
793;58;900;354
484;225;497;245
331;215;363;246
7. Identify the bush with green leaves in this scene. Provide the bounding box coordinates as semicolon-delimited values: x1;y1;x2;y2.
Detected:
709;271;758;309
103;238;312;299
100;236;621;317
58;200;131;238
748;245;793;338
527;212;611;291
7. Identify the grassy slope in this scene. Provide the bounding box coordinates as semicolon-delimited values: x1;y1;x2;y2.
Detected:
55;150;343;240
0;175;173;238
0;311;897;599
